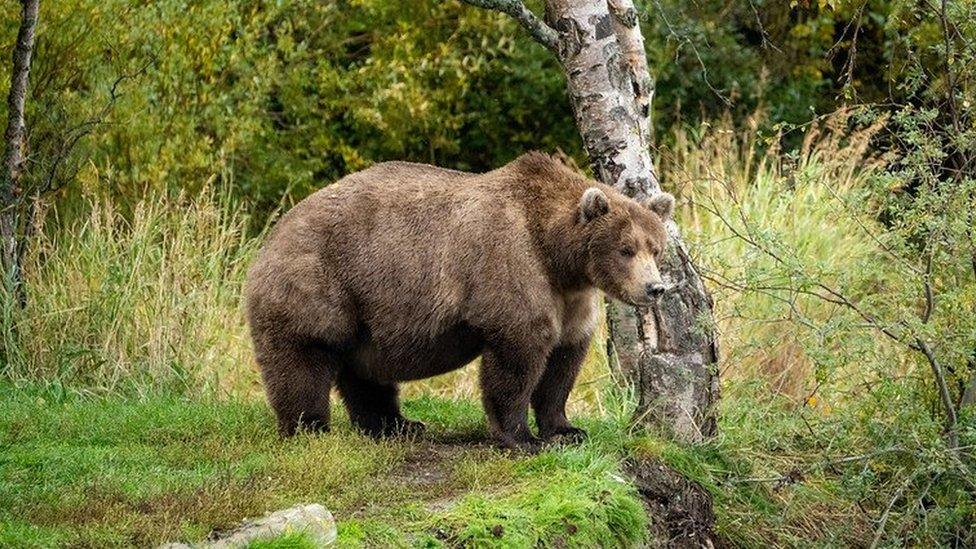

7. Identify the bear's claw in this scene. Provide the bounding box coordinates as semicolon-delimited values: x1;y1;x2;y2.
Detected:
541;426;588;443
495;433;545;453
394;418;427;436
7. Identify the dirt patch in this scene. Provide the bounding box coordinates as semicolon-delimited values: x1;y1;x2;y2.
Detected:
626;458;724;548
394;437;495;512
396;428;498;489
387;436;727;547
398;442;457;489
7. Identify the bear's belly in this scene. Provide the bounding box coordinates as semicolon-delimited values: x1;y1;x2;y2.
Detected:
348;323;485;384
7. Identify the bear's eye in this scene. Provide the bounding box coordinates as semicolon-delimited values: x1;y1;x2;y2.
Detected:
620;246;636;258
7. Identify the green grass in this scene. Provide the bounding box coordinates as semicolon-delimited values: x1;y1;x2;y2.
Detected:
7;370;932;548
0;382;648;548
247;531;319;549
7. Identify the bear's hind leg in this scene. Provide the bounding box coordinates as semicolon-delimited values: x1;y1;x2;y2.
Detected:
259;342;337;437
336;370;425;437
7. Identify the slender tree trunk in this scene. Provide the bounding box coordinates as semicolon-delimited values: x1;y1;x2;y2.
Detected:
461;0;719;441
1;0;39;303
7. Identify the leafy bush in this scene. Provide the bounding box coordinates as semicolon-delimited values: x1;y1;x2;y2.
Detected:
1;0;579;215
1;0;924;216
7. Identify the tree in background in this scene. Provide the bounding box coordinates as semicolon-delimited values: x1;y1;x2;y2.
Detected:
0;0;38;305
460;0;719;442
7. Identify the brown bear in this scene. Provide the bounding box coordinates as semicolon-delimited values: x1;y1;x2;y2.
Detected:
245;152;674;450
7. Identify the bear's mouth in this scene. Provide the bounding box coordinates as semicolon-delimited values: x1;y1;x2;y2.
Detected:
613;290;655;308
619;285;669;307
598;279;662;308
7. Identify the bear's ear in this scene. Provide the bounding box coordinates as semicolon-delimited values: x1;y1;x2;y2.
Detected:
646;192;675;220
579;187;610;223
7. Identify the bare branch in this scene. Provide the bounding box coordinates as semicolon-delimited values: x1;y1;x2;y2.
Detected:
870;469;926;549
916;337;959;448
37;55;156;196
459;0;558;52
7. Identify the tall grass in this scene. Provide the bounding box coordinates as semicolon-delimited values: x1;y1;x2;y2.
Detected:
0;184;261;397
655;113;975;546
665;111;899;402
0;178;615;412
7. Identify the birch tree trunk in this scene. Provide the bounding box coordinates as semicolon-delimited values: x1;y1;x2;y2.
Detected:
461;0;719;441
1;0;39;302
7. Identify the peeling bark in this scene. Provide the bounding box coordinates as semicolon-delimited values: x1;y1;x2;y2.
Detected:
1;0;39;301
462;0;719;441
607;0;653;145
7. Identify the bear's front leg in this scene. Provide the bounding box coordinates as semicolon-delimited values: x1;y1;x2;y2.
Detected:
480;339;549;451
532;340;588;442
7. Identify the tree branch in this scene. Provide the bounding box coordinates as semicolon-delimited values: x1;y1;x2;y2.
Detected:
459;0;559;52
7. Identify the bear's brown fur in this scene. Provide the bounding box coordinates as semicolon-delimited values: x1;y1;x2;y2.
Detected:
245;152;674;449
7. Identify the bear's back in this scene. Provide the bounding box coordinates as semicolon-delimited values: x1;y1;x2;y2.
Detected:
247;159;540;346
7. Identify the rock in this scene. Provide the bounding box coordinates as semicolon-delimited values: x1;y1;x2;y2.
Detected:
160;504;337;548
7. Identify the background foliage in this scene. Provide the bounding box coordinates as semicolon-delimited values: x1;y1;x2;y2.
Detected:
1;0;933;212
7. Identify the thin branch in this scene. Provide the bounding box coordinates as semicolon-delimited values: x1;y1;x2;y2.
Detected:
459;0;558;52
870;468;925;549
693;194;913;346
729;446;915;486
915;241;958;447
916;337;959;448
36;55;156;195
646;0;733;108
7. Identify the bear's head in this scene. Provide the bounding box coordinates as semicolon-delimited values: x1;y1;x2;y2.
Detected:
578;187;674;306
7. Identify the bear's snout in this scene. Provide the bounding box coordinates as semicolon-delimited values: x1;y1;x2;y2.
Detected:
645;282;666;298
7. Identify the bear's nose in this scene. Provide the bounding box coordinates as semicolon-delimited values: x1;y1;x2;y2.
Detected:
645;283;666;298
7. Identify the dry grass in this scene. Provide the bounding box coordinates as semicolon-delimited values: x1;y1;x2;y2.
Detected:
0;182;261;397
0;175;615;414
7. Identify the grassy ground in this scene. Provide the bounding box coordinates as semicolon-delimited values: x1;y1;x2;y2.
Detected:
1;376;896;548
0;382;649;548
